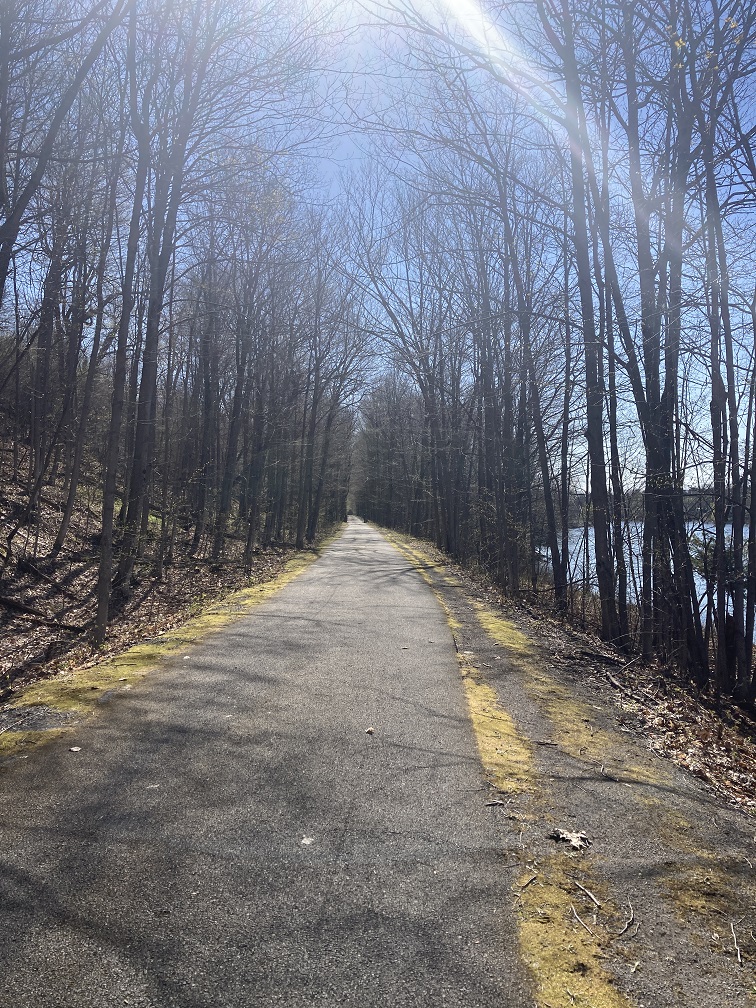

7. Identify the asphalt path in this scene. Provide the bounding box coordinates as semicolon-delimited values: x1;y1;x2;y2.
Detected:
0;518;532;1007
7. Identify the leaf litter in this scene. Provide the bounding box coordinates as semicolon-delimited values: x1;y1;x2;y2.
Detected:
550;828;592;851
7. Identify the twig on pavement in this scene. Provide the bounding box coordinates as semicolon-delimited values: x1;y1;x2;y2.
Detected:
571;903;596;937
574;880;602;907
616;902;635;937
731;921;742;964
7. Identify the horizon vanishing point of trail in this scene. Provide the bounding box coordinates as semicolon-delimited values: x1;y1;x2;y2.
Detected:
0;518;534;1007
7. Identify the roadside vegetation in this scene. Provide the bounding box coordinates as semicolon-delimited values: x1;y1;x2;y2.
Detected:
0;465;336;701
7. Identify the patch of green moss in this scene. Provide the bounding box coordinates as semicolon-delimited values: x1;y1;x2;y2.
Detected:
472;602;533;659
387;533;670;791
517;857;632;1008
387;537;534;792
383;532;442;576
471;600;671;788
460;653;534;793
640;799;754;956
662;860;735;919
1;541;332;757
0;727;67;759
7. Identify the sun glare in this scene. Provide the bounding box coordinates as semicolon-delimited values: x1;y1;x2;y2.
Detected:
416;0;562;122
434;0;521;65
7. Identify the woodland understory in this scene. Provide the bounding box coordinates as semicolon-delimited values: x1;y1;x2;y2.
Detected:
0;454;325;701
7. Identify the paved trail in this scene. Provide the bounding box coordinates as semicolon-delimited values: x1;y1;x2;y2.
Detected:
0;519;531;1007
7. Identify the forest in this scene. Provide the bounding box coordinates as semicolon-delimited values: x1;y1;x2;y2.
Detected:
2;0;756;701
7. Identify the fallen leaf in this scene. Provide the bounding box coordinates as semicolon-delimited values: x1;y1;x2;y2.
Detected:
365;726;375;735
549;828;591;850
69;747;81;753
